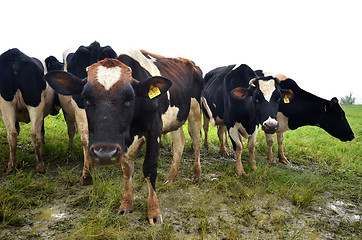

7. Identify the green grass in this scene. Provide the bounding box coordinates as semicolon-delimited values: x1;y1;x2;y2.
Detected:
0;106;361;239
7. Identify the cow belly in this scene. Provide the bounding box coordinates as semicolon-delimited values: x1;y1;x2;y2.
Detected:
276;112;289;133
229;122;252;140
161;105;183;133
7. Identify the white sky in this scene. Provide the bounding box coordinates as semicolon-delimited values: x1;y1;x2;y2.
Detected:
1;0;361;103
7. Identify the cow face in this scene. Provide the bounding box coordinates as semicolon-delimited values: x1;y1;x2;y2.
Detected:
231;76;293;134
320;97;354;141
45;58;172;165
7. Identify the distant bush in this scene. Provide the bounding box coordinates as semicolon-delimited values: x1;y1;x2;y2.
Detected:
340;92;356;105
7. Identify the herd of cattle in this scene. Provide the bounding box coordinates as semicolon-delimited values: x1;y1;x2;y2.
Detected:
0;41;354;224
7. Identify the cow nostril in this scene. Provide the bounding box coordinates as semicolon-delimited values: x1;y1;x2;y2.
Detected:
91;145;121;162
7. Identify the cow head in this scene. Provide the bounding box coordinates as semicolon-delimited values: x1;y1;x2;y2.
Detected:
45;58;172;165
320;97;354;141
231;76;293;134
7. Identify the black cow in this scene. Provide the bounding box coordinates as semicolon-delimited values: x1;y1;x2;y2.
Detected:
256;72;355;164
45;58;172;224
202;64;293;175
0;48;56;172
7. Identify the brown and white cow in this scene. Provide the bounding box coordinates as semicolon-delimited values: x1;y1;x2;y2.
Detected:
117;49;203;183
45;58;172;224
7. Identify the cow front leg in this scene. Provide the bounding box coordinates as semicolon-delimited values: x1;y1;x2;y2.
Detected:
265;133;276;164
187;98;202;179
120;157;134;214
277;132;290;164
146;176;162;225
166;128;186;183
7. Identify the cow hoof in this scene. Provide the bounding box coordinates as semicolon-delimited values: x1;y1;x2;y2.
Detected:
149;216;163;225
220;150;228;157
279;158;290;165
164;179;174;185
119;208;133;215
80;175;93;186
36;163;45;174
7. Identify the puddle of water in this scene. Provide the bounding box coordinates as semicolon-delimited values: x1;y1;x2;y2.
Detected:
327;200;361;222
33;204;66;221
271;209;288;218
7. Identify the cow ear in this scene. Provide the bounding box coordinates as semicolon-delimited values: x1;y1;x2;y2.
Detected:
231;87;250;100
137;76;172;99
281;89;294;103
45;70;86;95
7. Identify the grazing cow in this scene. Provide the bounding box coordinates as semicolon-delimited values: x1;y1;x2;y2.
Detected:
58;41;118;177
255;71;355;164
117;49;203;183
202;64;293;175
0;48;55;172
45;58;172;224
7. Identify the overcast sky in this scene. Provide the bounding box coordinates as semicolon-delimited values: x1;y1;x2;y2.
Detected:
1;0;361;103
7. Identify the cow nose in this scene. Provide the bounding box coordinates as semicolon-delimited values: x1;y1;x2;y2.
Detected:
90;145;121;166
262;117;279;134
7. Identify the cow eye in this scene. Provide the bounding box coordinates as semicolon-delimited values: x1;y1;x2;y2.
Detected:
86;100;94;106
124;101;131;107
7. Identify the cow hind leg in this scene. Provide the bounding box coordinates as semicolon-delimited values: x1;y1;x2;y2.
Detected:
166;128;186;183
2;107;18;171
218;125;228;156
277;132;290;164
202;113;210;149
247;127;258;171
28;105;45;173
187;98;202;179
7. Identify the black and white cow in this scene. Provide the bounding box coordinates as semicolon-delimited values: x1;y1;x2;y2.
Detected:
117;49;203;183
58;41;118;177
254;72;355;164
45;58;172;224
202;64;293;175
0;48;56;172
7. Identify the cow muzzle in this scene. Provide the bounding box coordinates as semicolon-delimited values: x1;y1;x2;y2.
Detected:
89;144;122;166
262;117;279;134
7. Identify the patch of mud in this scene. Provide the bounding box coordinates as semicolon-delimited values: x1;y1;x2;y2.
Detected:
0;202;73;240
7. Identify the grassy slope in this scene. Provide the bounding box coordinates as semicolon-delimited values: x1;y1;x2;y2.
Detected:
0;105;361;239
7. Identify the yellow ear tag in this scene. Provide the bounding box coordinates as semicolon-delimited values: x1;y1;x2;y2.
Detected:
283;96;290;104
148;85;161;99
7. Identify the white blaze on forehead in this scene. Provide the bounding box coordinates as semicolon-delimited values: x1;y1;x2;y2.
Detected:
96;65;122;90
258;79;275;102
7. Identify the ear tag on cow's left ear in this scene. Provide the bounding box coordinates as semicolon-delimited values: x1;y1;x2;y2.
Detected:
148;85;161;99
283;96;290;104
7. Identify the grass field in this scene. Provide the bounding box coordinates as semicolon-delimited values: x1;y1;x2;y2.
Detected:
0;105;361;239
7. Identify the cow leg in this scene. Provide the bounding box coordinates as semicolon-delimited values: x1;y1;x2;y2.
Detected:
64;112;76;150
247;127;258;171
28;104;45;173
120;137;145;213
265;133;277;164
229;127;245;175
202;112;210;149
59;96;76;149
73;107;92;186
119;157;134;214
277;132;290;164
1;103;18;171
218;125;228;156
166;128;186;183
224;128;230;148
187;98;202;179
143;130;163;225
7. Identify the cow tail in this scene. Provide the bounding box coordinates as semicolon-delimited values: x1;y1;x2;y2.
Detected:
201;96;215;126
